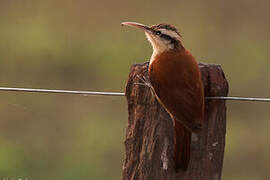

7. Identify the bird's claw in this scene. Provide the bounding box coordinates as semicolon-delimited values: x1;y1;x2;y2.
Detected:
134;75;155;96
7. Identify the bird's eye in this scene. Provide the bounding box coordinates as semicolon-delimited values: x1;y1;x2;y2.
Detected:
155;31;161;35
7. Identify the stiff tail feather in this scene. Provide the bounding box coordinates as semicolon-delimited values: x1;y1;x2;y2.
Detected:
174;119;191;171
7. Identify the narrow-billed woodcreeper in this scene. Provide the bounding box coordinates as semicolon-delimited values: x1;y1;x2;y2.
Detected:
122;22;204;171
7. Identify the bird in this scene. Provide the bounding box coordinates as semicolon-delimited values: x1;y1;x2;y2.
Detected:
121;22;205;171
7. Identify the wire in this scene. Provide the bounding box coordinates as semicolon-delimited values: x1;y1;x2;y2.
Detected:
206;96;270;102
0;86;269;102
0;87;125;96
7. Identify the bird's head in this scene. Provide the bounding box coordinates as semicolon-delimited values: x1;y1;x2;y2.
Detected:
122;22;183;54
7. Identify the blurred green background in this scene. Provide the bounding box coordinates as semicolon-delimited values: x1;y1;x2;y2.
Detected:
0;0;270;179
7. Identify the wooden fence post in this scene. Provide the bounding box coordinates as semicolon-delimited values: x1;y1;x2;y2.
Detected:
123;62;229;180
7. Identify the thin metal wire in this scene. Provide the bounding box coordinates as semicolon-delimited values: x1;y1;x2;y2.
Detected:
0;87;125;96
206;96;270;102
0;86;270;102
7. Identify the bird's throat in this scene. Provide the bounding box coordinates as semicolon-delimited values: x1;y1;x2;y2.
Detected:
149;50;159;65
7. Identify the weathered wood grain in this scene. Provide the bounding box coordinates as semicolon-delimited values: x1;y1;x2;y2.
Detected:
123;62;228;180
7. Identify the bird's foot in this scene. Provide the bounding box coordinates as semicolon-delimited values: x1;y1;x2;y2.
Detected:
134;75;152;88
134;75;155;96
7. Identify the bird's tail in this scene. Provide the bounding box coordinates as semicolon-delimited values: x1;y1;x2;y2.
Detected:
174;119;191;171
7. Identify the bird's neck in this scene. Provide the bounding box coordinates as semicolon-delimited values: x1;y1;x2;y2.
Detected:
149;49;159;65
149;47;184;66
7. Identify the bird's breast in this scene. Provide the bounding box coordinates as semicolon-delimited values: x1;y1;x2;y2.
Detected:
148;49;204;133
149;50;200;88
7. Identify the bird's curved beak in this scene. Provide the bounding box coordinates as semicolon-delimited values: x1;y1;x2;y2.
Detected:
121;22;152;33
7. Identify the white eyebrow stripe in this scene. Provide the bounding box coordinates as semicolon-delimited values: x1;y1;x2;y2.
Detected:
159;29;180;39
